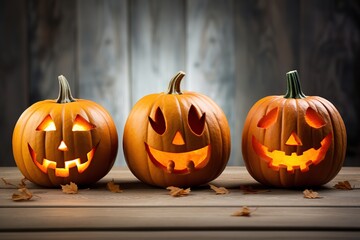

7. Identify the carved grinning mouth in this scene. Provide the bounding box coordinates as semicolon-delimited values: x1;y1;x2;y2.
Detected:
28;143;97;177
145;143;211;174
252;133;332;172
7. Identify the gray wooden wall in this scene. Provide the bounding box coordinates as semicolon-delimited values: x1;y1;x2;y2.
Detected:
1;0;359;167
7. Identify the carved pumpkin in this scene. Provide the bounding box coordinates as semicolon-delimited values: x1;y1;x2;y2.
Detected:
242;70;346;187
12;76;118;187
123;71;231;187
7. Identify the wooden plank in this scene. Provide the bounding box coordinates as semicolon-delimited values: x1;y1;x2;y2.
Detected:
234;0;299;101
1;231;359;240
233;0;300;165
130;0;186;103
0;1;28;167
186;0;237;164
77;0;129;166
0;207;359;231
28;0;77;102
299;0;360;166
1;167;359;208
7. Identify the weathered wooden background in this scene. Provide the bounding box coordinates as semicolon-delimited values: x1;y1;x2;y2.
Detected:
1;0;359;167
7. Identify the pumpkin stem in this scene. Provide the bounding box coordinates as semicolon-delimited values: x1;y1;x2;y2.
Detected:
284;70;306;99
167;71;185;94
56;75;76;103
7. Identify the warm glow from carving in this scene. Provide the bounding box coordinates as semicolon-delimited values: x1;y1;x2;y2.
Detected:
257;107;279;128
305;107;326;128
145;143;210;174
28;144;97;177
285;132;303;146
252;133;332;173
72;115;96;131
36;115;56;131
58;141;68;151
172;131;185;145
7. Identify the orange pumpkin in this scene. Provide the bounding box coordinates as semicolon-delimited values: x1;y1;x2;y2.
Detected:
123;71;231;187
12;75;118;187
242;70;346;187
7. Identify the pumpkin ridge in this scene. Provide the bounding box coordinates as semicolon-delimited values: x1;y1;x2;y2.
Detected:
311;97;343;183
318;99;336;184
18;103;47;184
259;97;284;185
83;100;117;171
242;96;277;184
190;93;228;180
147;94;167;184
70;102;91;165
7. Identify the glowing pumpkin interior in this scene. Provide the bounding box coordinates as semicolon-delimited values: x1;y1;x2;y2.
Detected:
145;105;211;174
29;114;97;177
252;107;332;173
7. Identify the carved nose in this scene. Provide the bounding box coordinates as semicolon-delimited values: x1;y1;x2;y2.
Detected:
172;131;185;145
285;132;303;146
58;140;69;151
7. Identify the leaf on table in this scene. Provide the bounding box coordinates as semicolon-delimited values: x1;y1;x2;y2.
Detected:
12;187;33;201
209;184;229;195
333;181;353;190
240;185;270;194
2;177;34;201
303;189;322;199
19;178;28;188
61;182;78;194
231;206;256;217
107;179;123;193
2;177;15;187
166;186;190;197
1;177;28;188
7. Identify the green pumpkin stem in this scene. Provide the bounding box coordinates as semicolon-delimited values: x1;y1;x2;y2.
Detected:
167;71;185;94
56;75;76;103
284;70;306;99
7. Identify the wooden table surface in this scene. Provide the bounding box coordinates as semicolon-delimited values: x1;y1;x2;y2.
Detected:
1;166;359;240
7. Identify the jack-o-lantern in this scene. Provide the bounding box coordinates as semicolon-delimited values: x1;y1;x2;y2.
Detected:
12;75;118;187
242;70;347;187
123;71;231;187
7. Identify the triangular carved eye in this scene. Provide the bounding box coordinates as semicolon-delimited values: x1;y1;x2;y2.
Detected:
149;107;166;135
257;107;279;129
72;115;96;131
188;105;206;135
37;115;56;131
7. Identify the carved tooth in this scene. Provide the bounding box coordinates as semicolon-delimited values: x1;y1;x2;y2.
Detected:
167;160;175;173
187;160;195;173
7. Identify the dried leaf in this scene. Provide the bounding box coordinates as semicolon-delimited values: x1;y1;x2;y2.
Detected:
303;189;322;199
2;178;17;188
12;188;33;201
2;178;34;201
61;182;78;194
166;186;190;197
107;179;123;193
2;177;28;188
231;206;256;217
19;178;28;188
209;184;229;195
240;185;270;194
334;181;353;190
